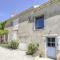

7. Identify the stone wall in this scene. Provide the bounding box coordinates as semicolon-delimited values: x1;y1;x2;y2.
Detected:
18;1;60;57
5;1;60;57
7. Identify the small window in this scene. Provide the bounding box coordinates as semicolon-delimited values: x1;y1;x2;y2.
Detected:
47;37;55;47
35;15;44;29
28;16;34;23
13;19;18;26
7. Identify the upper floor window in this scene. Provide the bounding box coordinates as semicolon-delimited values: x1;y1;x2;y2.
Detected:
13;19;18;26
13;21;16;26
35;15;44;29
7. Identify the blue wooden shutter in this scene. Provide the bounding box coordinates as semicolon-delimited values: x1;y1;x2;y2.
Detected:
35;16;44;29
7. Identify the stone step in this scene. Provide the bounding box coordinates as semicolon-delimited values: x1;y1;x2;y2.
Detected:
35;56;54;60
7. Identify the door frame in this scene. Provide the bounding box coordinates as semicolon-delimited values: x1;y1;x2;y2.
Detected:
44;34;57;58
12;30;18;40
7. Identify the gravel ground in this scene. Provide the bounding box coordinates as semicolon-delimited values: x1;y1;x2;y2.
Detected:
0;47;34;60
0;47;54;60
35;56;54;60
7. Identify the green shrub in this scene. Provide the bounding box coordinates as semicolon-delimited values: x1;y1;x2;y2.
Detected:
8;40;19;49
0;43;8;48
26;43;37;55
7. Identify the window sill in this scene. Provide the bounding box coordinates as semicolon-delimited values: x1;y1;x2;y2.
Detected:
33;28;45;32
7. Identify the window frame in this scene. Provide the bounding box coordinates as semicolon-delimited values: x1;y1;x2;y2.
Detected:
47;37;56;47
13;19;19;26
35;15;44;30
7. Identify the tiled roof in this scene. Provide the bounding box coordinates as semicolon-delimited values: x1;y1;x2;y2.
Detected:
5;0;60;23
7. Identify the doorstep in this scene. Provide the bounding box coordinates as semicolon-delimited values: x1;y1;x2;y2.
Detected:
35;56;54;60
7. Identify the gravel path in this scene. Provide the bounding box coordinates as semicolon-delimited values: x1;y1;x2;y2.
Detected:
0;47;54;60
0;47;34;60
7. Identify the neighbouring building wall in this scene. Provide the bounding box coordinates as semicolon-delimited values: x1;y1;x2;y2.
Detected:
5;18;19;42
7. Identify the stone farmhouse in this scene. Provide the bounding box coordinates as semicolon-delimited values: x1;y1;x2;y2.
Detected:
4;0;60;59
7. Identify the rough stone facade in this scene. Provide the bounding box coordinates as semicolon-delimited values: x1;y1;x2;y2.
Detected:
5;0;60;59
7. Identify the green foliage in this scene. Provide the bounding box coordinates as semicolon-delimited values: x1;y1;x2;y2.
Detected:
0;21;7;30
26;43;37;55
0;24;2;30
0;21;8;35
0;43;8;48
8;40;19;49
0;30;8;35
0;40;19;49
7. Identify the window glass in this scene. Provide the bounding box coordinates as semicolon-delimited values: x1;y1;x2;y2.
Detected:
47;37;55;47
13;19;18;26
52;43;55;47
47;42;51;47
47;37;51;42
52;38;55;42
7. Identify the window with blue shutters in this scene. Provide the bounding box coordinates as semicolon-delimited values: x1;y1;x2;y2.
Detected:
35;16;44;29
